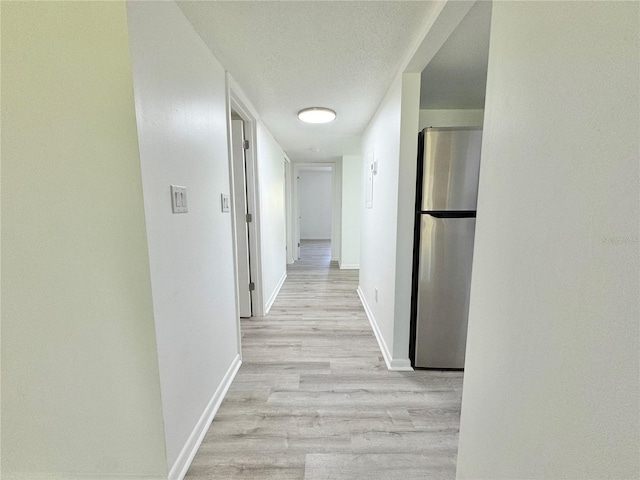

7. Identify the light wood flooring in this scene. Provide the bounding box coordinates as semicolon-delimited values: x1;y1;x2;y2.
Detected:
185;240;463;479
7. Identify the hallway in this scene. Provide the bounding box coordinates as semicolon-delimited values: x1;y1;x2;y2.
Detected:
185;240;463;479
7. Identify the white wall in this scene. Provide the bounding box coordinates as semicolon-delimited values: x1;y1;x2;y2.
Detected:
359;72;420;370
359;76;401;365
418;109;483;129
126;2;240;474
457;2;639;479
340;155;362;269
299;170;333;240
1;2;167;477
256;122;287;311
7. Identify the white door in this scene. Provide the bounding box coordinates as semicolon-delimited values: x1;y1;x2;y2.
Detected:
231;119;252;317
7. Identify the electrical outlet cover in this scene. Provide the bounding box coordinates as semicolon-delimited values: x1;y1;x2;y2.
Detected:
171;185;188;213
221;193;230;212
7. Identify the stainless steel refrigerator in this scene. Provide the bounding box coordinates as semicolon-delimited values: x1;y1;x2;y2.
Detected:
410;127;482;369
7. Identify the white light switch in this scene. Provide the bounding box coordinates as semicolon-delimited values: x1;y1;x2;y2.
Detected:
221;193;230;213
171;185;188;213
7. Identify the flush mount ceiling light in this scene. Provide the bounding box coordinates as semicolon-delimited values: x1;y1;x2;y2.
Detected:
297;107;336;124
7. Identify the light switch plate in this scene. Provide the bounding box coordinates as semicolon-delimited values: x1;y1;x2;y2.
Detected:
171;185;188;213
221;193;230;212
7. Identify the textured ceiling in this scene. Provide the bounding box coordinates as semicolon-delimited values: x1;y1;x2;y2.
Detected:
420;1;492;109
177;1;439;162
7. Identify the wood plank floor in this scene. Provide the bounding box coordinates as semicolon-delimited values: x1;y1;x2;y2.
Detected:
185;240;463;480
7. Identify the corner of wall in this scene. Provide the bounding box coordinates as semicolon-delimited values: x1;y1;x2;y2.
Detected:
391;72;421;362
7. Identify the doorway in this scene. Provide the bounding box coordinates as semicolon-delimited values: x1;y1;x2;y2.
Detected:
227;82;264;323
292;162;341;263
298;167;332;246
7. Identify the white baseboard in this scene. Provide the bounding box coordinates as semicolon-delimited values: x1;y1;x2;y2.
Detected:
168;354;242;480
1;475;164;480
338;263;359;270
265;271;287;315
388;357;413;370
356;287;413;372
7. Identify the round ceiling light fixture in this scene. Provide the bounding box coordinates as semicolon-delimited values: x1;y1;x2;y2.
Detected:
297;107;336;124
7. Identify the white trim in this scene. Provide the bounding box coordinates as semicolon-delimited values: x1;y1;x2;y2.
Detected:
227;73;264;317
357;287;413;372
225;88;245;355
227;75;260;121
265;271;287;315
338;263;359;270
357;286;393;369
1;475;162;480
389;357;413;370
168;355;242;480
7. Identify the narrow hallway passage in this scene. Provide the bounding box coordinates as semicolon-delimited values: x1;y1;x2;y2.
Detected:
185;241;463;479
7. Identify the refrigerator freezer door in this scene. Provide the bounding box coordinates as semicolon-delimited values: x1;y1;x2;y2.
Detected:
415;215;476;369
422;128;482;211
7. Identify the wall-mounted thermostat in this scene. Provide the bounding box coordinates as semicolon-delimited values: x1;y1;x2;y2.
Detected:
171;185;188;213
221;193;230;213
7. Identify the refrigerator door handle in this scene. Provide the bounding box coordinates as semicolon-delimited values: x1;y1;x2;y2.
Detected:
421;210;476;218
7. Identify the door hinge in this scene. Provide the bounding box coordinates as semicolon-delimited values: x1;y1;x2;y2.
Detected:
249;282;255;291
246;213;252;223
243;139;250;150
298;242;300;247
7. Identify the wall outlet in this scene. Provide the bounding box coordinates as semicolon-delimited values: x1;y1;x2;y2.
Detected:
374;287;378;302
171;185;188;213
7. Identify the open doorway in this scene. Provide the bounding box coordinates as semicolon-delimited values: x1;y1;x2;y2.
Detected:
227;82;264;323
292;162;341;264
298;167;332;254
409;0;491;369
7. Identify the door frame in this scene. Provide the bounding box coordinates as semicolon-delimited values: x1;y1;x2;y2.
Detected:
284;154;294;264
292;161;342;262
226;75;265;335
